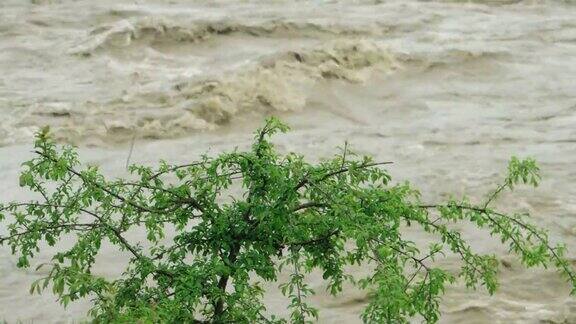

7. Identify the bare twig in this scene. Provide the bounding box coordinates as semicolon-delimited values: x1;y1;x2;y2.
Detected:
125;132;137;170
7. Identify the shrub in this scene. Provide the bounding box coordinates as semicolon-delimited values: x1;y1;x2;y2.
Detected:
1;118;575;323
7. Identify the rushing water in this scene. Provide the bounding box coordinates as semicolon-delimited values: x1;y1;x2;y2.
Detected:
1;0;576;322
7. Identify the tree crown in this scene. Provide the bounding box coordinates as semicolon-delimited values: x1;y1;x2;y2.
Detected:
1;118;574;323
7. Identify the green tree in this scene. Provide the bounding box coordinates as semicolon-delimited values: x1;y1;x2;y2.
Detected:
1;118;575;323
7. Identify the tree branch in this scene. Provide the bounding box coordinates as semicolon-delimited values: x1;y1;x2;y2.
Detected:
288;229;340;247
291;202;329;212
294;161;393;191
419;204;576;284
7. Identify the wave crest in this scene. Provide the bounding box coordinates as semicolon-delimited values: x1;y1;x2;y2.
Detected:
69;17;368;56
40;40;397;145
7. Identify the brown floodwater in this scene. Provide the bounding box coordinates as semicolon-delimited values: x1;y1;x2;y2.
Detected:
1;0;576;322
